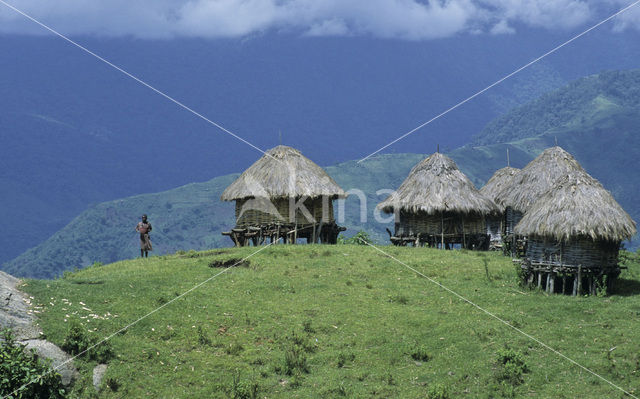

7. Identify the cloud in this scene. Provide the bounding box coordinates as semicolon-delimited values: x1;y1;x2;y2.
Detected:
605;0;640;32
479;0;592;30
0;0;636;40
490;19;515;35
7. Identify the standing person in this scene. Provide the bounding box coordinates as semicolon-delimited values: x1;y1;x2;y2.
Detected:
135;214;153;258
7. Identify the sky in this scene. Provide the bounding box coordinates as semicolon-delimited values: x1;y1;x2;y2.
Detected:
1;0;639;40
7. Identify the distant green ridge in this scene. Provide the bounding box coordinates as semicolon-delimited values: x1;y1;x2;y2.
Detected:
473;69;640;145
5;69;640;278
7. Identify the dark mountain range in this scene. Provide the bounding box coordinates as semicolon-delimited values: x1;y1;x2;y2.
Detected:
2;29;640;265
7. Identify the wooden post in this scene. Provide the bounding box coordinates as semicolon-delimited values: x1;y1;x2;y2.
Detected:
311;223;317;244
562;276;566;295
317;220;325;244
572;274;578;296
549;272;555;294
537;272;542;289
577;266;582;296
462;218;466;249
231;232;240;247
293;223;298;244
441;212;444;250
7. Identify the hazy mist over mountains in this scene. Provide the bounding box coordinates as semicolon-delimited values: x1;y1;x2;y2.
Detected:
2;0;640;268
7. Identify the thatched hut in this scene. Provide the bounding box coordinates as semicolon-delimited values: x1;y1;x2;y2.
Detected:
378;152;498;249
494;146;586;255
221;145;346;246
479;166;520;248
514;172;636;295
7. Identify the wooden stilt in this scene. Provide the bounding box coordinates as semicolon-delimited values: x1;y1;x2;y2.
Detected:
577;266;582;296
572;274;578;296
562;276;567;295
549;273;555;294
537;272;542;289
545;273;550;293
440;212;444;250
462;218;466;249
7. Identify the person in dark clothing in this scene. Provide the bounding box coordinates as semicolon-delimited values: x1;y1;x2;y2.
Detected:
135;214;152;257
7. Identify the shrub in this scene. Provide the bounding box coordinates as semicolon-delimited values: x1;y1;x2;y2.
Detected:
410;345;431;362
61;319;114;363
336;351;355;368
225;342;244;356
388;294;409;304
496;347;528;386
426;383;449;399
338;231;372;245
228;371;259;399
0;329;67;399
197;326;211;346
280;335;312;376
302;320;315;334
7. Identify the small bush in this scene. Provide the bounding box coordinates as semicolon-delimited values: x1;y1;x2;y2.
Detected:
225;342;244;356
280;333;312;376
388;294;409;304
0;329;68;399
496;347;528;386
336;351;355;368
228;371;259;399
338;231;372;245
105;377;120;392
61;319;114;363
197;326;211;346
426;383;449;399
302;320;315;334
410;345;431;362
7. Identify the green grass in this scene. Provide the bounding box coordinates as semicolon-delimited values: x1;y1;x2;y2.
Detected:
19;246;640;398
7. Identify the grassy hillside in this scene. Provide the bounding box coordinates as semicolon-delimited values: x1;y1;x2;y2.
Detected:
473;69;640;146
19;245;640;398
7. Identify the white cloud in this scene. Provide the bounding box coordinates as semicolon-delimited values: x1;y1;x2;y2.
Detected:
605;0;640;32
490;19;515;35
479;0;592;30
0;0;637;40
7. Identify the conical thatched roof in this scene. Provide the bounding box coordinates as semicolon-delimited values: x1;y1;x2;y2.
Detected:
495;146;585;212
514;172;636;241
221;145;346;201
378;152;498;215
479;167;520;210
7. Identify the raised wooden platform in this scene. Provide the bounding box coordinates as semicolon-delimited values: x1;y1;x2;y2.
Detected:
516;258;623;296
387;231;490;250
222;222;346;247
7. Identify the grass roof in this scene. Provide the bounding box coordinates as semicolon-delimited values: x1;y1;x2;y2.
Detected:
495;146;585;212
514;171;636;242
221;145;346;201
378;152;498;215
479;167;520;210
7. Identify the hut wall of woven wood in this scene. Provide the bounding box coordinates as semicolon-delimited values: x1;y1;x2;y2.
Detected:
486;216;503;242
527;235;620;269
395;211;485;237
504;207;523;236
235;197;335;227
